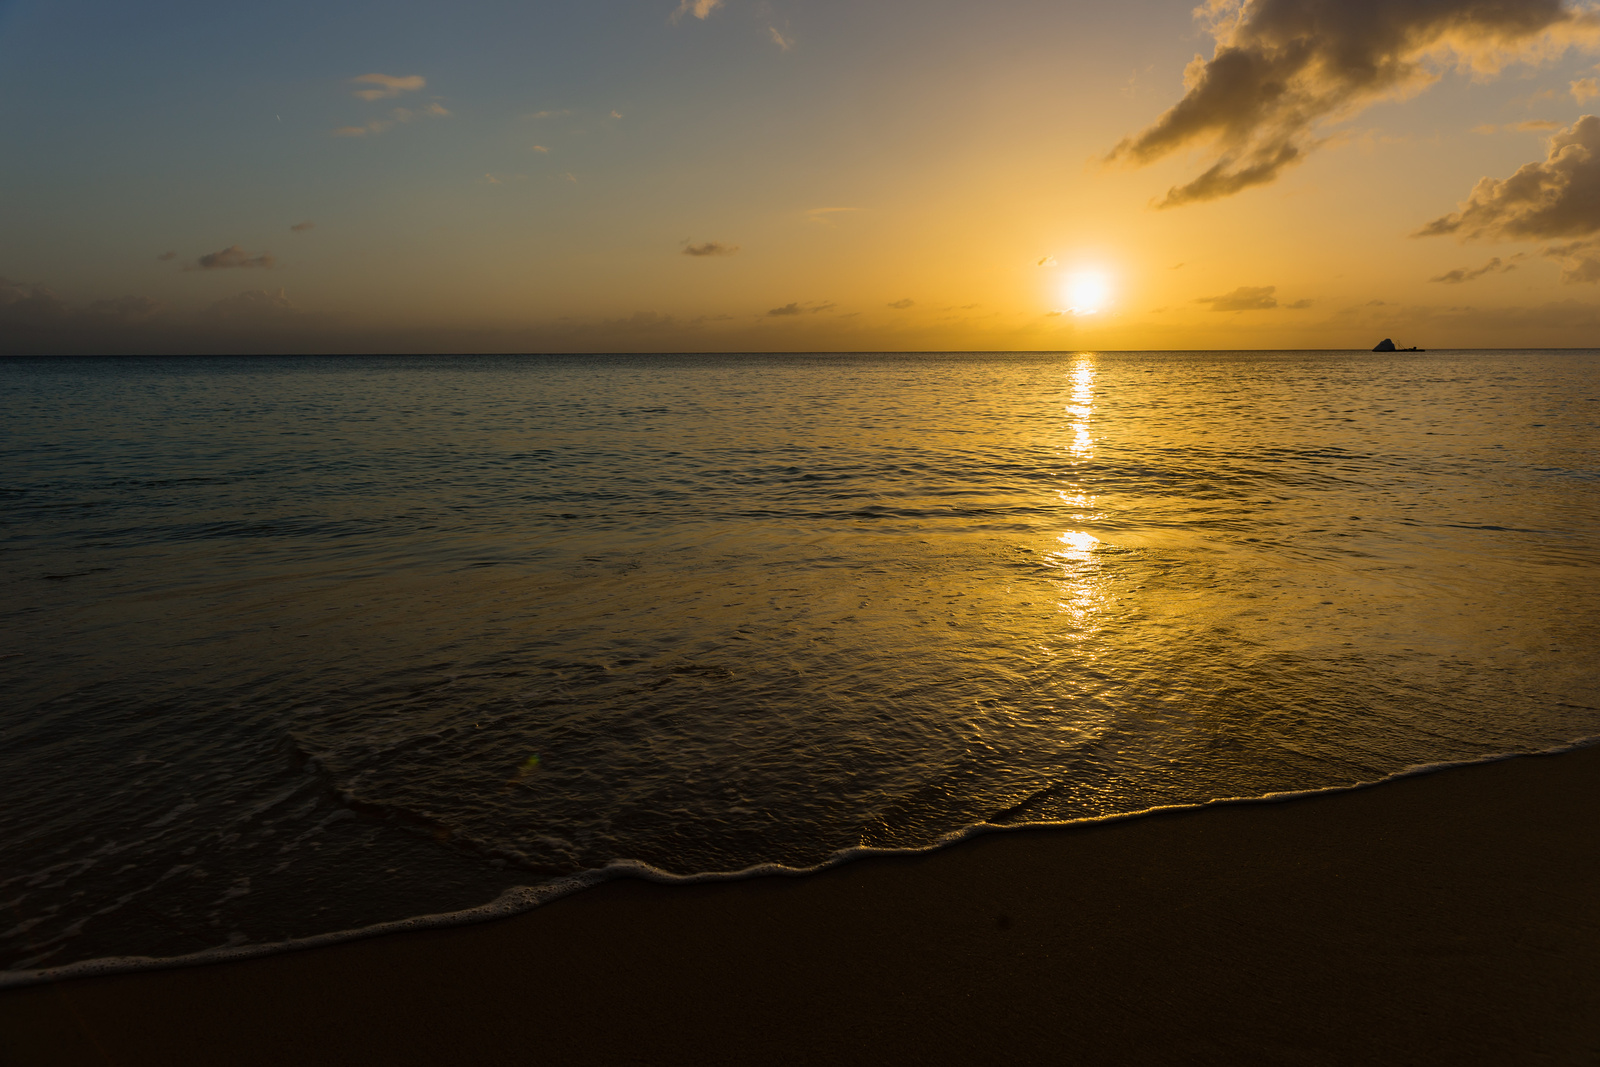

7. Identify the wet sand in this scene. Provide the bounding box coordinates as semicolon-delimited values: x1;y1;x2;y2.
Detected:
4;744;1599;1066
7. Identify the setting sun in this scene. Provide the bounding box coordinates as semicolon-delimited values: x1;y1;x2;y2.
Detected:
1064;271;1113;316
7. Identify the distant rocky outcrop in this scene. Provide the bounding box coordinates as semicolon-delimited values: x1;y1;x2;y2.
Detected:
1373;338;1397;352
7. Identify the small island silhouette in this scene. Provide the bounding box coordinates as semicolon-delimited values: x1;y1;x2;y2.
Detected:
1372;338;1424;352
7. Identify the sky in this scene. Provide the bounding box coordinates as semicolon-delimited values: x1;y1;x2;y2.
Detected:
5;0;1600;353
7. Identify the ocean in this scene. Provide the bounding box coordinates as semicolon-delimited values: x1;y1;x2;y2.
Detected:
3;350;1597;984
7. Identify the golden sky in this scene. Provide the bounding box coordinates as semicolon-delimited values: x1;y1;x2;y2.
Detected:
5;0;1600;352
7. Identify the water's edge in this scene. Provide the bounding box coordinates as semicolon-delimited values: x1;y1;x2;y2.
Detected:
7;733;1595;992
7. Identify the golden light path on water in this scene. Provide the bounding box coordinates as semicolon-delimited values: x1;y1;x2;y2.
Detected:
1053;356;1105;640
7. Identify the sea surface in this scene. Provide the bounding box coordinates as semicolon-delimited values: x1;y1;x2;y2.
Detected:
3;351;1598;982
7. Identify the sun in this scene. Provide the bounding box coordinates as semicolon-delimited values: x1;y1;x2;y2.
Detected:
1063;270;1112;315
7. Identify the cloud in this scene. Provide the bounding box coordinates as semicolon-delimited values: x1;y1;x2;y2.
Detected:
888;299;915;309
1109;0;1591;207
0;277;69;325
1417;115;1600;245
770;26;793;51
1476;118;1563;132
192;245;274;270
1036;256;1057;267
1541;236;1600;279
767;301;836;316
333;102;449;137
531;144;550;153
673;0;723;21
1575;75;1600;99
290;220;315;232
350;74;425;101
1196;285;1280;311
200;288;302;325
529;110;571;120
1429;254;1523;281
85;296;163;323
683;241;740;257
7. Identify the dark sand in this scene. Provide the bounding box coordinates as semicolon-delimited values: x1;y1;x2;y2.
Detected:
4;745;1599;1066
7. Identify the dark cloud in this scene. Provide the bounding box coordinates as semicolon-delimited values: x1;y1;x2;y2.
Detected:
1541;237;1600;280
351;73;425;101
606;311;679;330
1429;254;1522;282
682;241;739;257
1416;116;1600;280
766;301;835;316
1111;0;1584;207
86;296;163;323
290;221;315;233
1196;285;1281;311
0;277;69;325
887;299;914;309
200;288;300;324
193;245;275;270
1417;115;1600;240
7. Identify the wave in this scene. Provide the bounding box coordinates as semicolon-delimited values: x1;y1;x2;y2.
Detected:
5;734;1595;991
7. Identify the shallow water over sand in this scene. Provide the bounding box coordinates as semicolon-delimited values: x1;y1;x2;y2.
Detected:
3;351;1598;974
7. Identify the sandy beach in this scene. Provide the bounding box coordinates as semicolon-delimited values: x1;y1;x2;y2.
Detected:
4;744;1598;1066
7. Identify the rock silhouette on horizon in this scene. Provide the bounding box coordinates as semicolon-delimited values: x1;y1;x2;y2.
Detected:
1373;338;1397;352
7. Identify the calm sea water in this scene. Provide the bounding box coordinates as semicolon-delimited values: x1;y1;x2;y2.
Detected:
3;351;1598;979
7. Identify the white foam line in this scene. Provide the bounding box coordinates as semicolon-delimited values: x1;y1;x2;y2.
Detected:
5;734;1597;991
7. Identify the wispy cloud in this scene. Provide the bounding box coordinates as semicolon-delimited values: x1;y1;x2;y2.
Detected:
1475;118;1563;133
289;220;315;232
350;73;425;101
767;301;836;316
1036;256;1057;267
683;241;740;257
1196;285;1281;311
806;206;861;225
333;102;449;137
86;296;162;323
200;288;302;324
1109;0;1594;207
1575;75;1600;100
0;276;68;325
1429;255;1524;282
531;145;550;153
672;0;723;21
887;299;914;309
770;26;793;51
191;245;274;270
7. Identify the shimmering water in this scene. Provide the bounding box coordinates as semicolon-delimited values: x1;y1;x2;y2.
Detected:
3;351;1598;979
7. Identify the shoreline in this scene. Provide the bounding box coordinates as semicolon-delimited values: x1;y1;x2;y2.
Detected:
5;742;1600;1064
4;741;1591;992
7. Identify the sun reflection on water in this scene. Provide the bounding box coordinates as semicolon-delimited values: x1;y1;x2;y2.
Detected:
1052;356;1109;631
1067;357;1094;460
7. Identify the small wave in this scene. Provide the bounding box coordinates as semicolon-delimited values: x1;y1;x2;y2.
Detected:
5;734;1595;992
